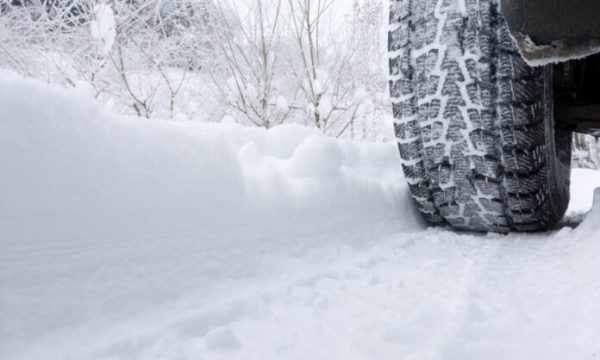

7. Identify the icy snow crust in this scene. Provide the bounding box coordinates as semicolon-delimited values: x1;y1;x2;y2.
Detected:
1;71;600;359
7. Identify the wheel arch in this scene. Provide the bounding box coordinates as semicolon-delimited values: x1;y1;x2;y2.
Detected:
500;0;600;64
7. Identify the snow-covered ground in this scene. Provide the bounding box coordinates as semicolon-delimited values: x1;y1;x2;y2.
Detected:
2;71;600;360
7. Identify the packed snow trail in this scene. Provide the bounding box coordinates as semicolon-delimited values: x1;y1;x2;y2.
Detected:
1;71;600;359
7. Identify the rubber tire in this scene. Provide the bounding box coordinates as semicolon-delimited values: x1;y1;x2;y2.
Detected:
388;0;572;232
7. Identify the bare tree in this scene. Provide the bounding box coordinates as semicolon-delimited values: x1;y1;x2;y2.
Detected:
0;1;94;86
104;0;209;118
209;0;291;128
287;0;369;136
0;0;215;119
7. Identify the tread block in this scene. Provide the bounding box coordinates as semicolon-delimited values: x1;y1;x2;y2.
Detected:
392;97;417;120
389;53;412;78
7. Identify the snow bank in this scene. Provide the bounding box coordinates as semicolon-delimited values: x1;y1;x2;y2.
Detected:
0;71;421;359
536;188;600;358
575;188;600;234
0;70;420;247
567;169;600;216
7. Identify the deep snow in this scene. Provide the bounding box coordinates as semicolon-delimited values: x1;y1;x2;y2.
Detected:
1;71;600;360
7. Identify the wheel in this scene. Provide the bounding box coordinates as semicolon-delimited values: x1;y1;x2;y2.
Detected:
388;0;572;232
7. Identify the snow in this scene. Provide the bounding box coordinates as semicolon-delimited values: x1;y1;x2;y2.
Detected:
507;32;600;67
2;71;600;360
567;169;600;216
313;77;324;96
276;95;289;112
90;3;116;54
456;0;467;16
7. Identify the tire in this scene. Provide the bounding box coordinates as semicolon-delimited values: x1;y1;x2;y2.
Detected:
388;0;572;232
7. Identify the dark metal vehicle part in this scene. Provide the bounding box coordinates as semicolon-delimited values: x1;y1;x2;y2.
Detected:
500;0;600;64
554;54;600;136
501;0;600;136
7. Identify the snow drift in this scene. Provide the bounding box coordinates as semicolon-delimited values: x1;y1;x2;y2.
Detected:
0;70;420;359
1;71;600;360
0;69;419;246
